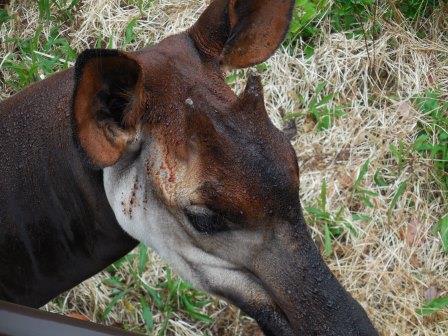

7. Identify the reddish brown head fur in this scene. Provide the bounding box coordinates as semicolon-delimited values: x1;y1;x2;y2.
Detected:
71;1;377;335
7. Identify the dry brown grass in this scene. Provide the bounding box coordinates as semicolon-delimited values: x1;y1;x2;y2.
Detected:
1;0;447;335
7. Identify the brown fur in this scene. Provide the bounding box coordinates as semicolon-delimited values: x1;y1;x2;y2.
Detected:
1;1;378;335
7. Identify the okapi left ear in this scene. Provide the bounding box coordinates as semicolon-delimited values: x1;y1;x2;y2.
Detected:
189;0;294;69
72;49;143;167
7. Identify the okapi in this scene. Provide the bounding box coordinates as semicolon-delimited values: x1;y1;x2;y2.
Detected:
0;0;378;335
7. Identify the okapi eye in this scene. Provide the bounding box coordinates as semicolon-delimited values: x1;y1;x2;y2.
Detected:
185;207;230;234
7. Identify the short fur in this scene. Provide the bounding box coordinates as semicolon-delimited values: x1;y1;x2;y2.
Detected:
0;1;378;335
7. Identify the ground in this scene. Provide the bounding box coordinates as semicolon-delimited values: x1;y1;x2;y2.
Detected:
1;0;447;335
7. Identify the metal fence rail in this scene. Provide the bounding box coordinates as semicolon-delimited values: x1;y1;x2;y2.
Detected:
0;300;141;336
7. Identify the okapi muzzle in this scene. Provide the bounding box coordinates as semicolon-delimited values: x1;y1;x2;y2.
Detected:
0;0;377;335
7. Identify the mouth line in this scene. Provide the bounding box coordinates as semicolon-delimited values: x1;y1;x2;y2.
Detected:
178;251;294;335
245;269;295;335
203;263;295;336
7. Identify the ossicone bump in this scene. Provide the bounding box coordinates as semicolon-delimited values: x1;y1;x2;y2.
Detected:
244;72;263;98
238;72;266;115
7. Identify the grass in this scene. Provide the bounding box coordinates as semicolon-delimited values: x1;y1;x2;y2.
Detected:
102;244;213;334
284;81;346;131
438;215;448;252
287;0;444;43
417;296;448;317
1;0;447;335
413;89;448;200
2;27;76;90
412;89;448;291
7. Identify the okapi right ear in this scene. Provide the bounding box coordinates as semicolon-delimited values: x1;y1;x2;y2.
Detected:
72;49;143;167
189;0;294;69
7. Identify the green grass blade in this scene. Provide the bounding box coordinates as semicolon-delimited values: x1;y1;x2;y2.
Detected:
103;290;128;319
181;296;213;324
416;296;448;316
320;178;327;211
352;213;371;222
306;206;330;221
142;283;163;309
140;298;154;332
373;169;388;187
124;18;138;45
0;9;10;24
324;223;332;256
354;159;370;190
38;0;51;21
138;243;148;275
387;181;407;220
103;276;126;289
437;215;448;252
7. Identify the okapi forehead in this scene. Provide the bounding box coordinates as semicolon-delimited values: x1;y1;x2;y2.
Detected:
128;34;300;220
194;115;300;221
148;93;298;221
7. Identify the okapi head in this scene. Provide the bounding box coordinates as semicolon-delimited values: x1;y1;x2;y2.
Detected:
72;0;377;335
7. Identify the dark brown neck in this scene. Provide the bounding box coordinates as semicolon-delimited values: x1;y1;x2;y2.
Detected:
0;71;137;307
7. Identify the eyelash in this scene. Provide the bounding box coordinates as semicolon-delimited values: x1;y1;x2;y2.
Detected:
185;211;230;234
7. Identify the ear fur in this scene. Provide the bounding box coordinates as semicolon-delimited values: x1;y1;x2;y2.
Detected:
189;0;294;69
72;49;143;167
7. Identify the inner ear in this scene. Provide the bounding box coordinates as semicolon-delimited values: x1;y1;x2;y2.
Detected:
190;0;294;69
73;50;142;167
222;0;294;67
83;54;139;127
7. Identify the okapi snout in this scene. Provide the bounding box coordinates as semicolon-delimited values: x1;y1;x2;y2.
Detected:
0;0;378;334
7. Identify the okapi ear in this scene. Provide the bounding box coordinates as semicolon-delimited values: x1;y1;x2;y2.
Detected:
189;0;294;69
72;49;143;167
